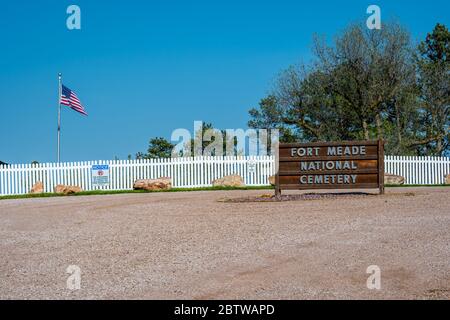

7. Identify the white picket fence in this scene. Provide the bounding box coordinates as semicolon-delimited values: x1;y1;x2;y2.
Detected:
385;155;450;185
0;155;449;196
0;156;275;196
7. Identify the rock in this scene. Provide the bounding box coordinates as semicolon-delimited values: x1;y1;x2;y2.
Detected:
384;174;405;185
30;181;44;194
54;184;83;195
133;178;172;191
212;174;245;187
445;174;450;185
268;175;276;186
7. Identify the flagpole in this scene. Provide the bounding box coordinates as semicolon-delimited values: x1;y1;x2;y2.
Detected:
57;73;62;163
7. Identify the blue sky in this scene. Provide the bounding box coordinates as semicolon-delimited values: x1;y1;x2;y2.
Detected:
1;0;449;163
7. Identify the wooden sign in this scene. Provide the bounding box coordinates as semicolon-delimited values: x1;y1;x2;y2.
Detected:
275;140;384;197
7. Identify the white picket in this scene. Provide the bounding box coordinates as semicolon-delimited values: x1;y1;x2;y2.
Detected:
1;155;449;196
384;155;450;184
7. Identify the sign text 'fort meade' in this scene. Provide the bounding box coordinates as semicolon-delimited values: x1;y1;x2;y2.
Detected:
276;140;385;194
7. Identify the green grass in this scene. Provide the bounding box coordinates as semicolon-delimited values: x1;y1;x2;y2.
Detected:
1;184;448;201
0;185;274;200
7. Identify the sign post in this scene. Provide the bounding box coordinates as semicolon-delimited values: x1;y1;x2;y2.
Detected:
275;144;281;200
275;140;384;196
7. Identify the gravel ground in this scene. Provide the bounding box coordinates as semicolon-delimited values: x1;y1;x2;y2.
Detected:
0;187;449;300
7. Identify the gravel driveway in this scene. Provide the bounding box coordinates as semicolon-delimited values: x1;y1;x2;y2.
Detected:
0;187;449;299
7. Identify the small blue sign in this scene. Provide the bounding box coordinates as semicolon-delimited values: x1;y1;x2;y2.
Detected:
92;164;110;186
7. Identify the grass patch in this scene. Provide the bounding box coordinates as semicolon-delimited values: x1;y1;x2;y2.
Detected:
0;185;274;201
1;184;448;201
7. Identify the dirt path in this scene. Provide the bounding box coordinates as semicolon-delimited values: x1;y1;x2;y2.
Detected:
0;187;449;299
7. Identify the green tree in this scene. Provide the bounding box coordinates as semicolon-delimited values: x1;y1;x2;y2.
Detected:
248;22;449;156
415;23;450;155
141;137;175;159
296;22;417;148
248;95;297;142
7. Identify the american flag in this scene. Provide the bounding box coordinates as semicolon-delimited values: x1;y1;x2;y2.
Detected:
60;84;88;116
